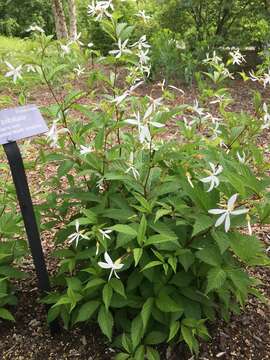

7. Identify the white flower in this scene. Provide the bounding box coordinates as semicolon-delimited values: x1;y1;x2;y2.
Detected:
138;49;150;65
46;120;69;148
109;38;132;59
74;64;85;76
80;145;93;155
183;117;195;131
25;64;36;73
68;220;89;247
60;43;71;56
136;10;151;23
125;152;140;180
200;162;223;192
168;85;185;94
5;62;22;83
262;103;270;129
193;99;204;117
88;42;94;48
26;24;44;33
125;110;163;144
71;32;83;46
99;229;113;240
229;48;246;65
211;123;222;139
208;194;249;232
249;71;259;82
87;0;114;21
236;151;246;163
112;81;143;105
203;51;222;65
263;70;270;88
132;35;151;51
98;252;124;280
222;68;234;80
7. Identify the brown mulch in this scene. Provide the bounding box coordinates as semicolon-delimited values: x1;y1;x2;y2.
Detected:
0;79;269;360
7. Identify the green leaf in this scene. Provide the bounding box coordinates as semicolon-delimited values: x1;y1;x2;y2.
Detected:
228;233;264;264
109;278;126;298
196;245;222;266
141;297;154;330
115;353;130;360
144;331;167;345
110;224;137;237
206;267;227;293
0;308;15;321
181;325;198;354
134;345;145;360
95;128;105;150
131;315;144;349
137;215;147;246
103;284;113;311
156;293;183;313
146;347;160;360
145;234;178;246
47;306;60;323
98;305;113;341
141;261;163;271
154;209;171;223
84;278;106;290
177;250;195;272
168;321;180;341
192;215;213;237
133;248;143;266
57;160;74;178
211;230;230;254
75;301;100;323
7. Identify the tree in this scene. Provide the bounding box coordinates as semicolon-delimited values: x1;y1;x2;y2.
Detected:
51;0;78;40
68;0;77;40
51;0;68;39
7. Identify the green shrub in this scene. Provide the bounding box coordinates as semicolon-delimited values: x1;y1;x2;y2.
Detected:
3;8;270;360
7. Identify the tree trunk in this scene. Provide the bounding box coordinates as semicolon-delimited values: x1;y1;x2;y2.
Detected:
68;0;77;40
51;0;69;39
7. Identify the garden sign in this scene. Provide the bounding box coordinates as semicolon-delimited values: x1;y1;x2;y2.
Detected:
0;105;59;333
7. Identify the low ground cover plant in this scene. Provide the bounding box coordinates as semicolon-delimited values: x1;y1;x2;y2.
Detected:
0;2;270;359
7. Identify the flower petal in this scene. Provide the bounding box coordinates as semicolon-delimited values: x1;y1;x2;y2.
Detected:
228;194;238;209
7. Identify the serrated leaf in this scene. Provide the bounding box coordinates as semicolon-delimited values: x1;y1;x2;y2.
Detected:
211;230;230;254
109;278;126;298
98;305;113;341
192;215;213;237
206;267;226;293
196;245;222;266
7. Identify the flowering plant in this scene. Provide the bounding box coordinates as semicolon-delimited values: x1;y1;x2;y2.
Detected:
2;3;270;359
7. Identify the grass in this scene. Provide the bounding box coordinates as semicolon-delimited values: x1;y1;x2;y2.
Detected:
0;35;37;59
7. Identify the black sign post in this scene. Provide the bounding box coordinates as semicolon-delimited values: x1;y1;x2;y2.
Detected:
0;105;59;334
